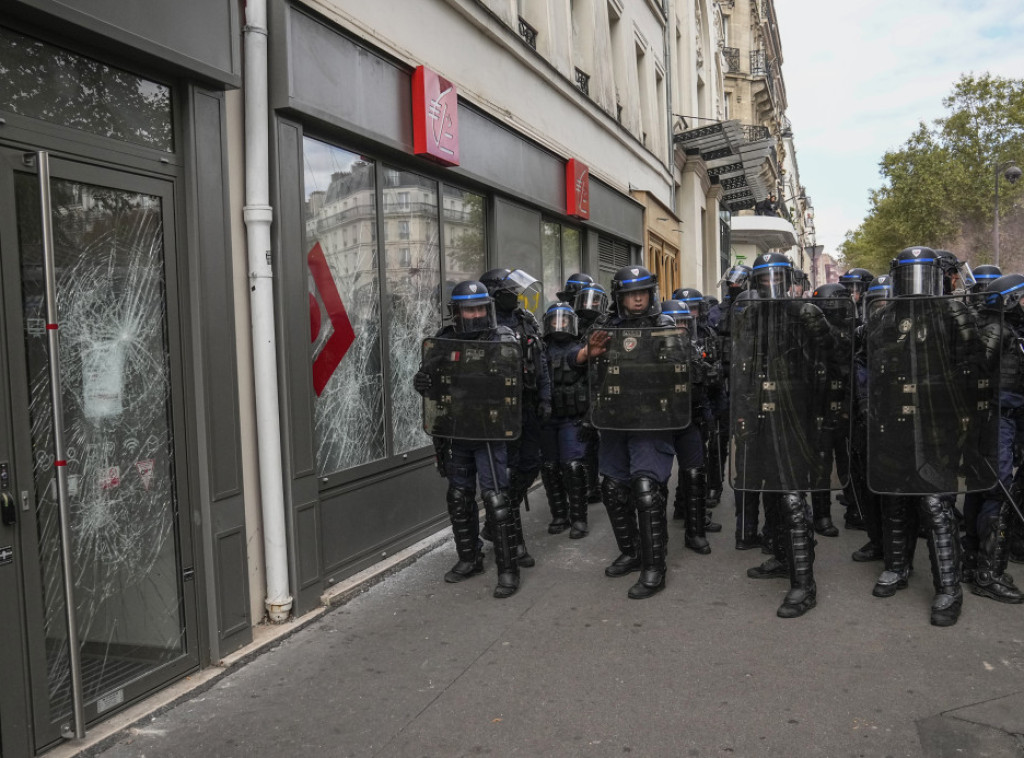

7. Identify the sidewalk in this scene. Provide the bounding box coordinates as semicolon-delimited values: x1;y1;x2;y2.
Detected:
63;489;1024;758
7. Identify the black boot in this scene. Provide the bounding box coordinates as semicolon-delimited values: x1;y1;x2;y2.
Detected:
705;421;724;508
972;506;1024;604
509;500;535;568
444;487;484;583
540;462;570;535
812;491;839;537
873;496;911;597
749;494;787;578
682;467;711;555
628;478;667;599
483;490;520;599
735;489;762;550
922;496;962;627
564;460;589;539
602;477;640;577
778;493;817;618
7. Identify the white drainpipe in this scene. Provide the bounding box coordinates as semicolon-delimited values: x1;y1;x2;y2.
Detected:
243;0;292;623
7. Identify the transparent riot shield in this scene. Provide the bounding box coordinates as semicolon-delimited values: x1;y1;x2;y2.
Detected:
729;298;855;492
865;294;999;495
589;326;691;431
420;337;523;441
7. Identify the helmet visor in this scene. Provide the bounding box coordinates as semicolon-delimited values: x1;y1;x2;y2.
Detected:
504;269;542;297
544;306;578;337
893;262;942;296
753;265;791;299
453;300;497;333
955;261;976;289
574;286;608;318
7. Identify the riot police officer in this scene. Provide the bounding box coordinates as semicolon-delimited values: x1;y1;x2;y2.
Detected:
557;272;595;305
479;268;552;569
587;265;679;599
413;281;522;598
538;301;591;539
839;268;874;307
573;281;610;500
968;274;1024;603
662;299;717;554
865;247;984;626
733;253;841;618
972;264;1003;293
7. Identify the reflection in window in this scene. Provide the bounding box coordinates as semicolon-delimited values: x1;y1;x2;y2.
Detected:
442;186;486;303
542;222;562;308
303;138;386;474
0;26;173;152
384;166;439;455
562;227;582;279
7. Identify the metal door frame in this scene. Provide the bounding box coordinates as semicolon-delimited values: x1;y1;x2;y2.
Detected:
0;144;200;752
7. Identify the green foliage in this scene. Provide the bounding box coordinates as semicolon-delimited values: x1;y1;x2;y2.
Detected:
840;74;1024;273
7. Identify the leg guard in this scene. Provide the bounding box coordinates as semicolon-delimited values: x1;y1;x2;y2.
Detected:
482;489;519;599
444;487;484;583
509;498;535;568
778;493;817;618
873;496;912;597
735;490;761;550
585;432;602;503
564;460;590;539
540;461;570;534
811;491;839;537
921;496;963;627
748;493;788;578
602;476;640;577
972;504;1023;604
682;467;711;555
628;477;667;599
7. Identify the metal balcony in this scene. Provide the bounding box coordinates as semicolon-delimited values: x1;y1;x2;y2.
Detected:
750;50;766;76
723;46;740;74
575;67;590;97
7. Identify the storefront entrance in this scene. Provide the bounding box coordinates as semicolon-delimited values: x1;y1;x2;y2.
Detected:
0;147;199;755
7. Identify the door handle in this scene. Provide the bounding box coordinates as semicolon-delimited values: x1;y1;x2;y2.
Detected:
0;491;15;526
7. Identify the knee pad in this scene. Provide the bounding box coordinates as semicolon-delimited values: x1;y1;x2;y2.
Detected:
482;489;511;524
631;476;661;512
446;487;476;519
781;493;805;526
601;475;630;506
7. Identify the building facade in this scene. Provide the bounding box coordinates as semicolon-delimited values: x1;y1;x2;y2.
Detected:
0;1;811;755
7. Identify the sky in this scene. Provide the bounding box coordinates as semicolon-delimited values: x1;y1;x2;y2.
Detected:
771;0;1024;264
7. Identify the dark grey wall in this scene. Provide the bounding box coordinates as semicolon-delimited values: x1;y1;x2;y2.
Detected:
8;0;240;86
590;179;644;245
493;199;543;275
187;86;252;657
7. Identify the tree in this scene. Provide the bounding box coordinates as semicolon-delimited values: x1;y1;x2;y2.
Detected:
840;74;1024;273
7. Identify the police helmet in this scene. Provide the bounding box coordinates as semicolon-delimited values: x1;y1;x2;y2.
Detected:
574;283;609;320
792;268;810;296
838;267;874;299
890;247;944;296
751;252;793;299
660;299;693;331
671;287;706;317
610;265;661;318
732;288;761;314
543;301;579;339
810;283;853;324
863;274;894;315
449;280;496;334
479;267;540;311
934;249;976;292
719;265;751;302
557;272;595;303
982;274;1024;314
972;264;1002;293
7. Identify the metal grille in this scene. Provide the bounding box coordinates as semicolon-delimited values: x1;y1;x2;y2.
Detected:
518;17;537;49
723;46;740;73
575;67;590;97
750;50;766;76
741;124;771;142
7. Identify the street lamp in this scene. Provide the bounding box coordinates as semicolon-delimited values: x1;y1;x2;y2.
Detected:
994;160;1022;268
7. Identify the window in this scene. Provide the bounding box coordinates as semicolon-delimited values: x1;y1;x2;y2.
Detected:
541;221;584;308
398;220;410;240
303;138;386;474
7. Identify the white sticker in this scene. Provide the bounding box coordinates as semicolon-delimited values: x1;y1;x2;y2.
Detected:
82;341;126;419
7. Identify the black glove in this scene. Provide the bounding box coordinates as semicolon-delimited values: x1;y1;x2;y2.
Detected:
413;371;432;395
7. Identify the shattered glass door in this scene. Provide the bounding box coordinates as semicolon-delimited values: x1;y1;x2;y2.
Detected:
5;154;197;743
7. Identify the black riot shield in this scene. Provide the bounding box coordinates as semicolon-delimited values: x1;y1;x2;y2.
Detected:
865;294;999;495
420;337;523;441
729;298;855;493
589;326;691;431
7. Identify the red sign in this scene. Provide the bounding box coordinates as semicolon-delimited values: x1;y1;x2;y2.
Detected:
566;158;590;219
308;242;357;396
412;65;460;166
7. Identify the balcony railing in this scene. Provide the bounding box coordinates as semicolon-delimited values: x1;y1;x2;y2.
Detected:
723;46;740;73
575;67;590;97
518;16;538;50
750;50;766;76
741;124;771;142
